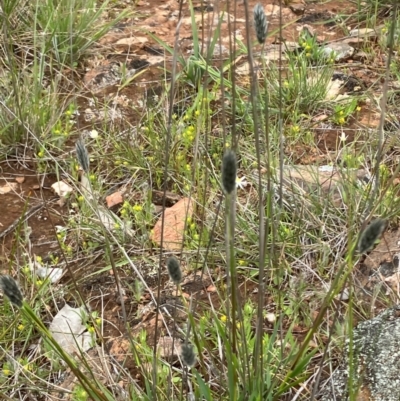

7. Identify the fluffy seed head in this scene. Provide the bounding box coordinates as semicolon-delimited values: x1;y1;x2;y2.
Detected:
0;276;23;308
253;3;268;45
358;219;386;254
167;257;182;285
222;150;237;195
76;138;90;173
181;343;196;367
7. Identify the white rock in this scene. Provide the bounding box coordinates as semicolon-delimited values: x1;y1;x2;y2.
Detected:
322;42;354;61
51;181;73;198
49;305;93;354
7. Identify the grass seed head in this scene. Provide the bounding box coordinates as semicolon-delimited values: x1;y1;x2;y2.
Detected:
358;219;386;254
181;343;196;367
167;257;182;285
222;150;237;195
254;3;268;45
0;276;23;308
76;138;90;173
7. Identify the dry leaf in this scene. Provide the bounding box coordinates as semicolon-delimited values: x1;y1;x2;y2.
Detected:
15;177;25;184
106;191;123;208
151;197;194;250
0;182;18;194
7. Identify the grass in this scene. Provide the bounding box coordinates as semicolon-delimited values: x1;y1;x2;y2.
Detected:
1;0;400;400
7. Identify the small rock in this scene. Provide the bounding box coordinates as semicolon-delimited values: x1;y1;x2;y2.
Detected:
0;182;18;194
322;42;354;61
289;3;306;15
157;336;182;361
353;51;368;61
266;313;276;323
51;181;73;199
106;191;123;208
349;27;377;38
336;288;350;301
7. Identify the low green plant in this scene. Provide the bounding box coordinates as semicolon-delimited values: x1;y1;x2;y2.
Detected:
331;98;360;125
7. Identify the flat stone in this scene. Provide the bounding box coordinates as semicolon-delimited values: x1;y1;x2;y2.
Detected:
289;3;306;15
257;165;369;207
322;42;354;61
349;27;377;38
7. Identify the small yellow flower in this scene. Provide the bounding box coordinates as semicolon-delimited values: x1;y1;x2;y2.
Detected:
87;326;95;334
89;174;96;181
195;110;200;117
305;53;311;57
65;110;72;116
339;110;344;115
305;45;311;51
338;117;345;125
185;164;191;171
36;280;43;287
36;255;43;264
186;217;192;224
23;364;33;371
132;204;143;212
53;129;61;135
95;318;102;326
283;81;289;88
292;125;300;133
18;324;25;331
2;368;11;376
22;266;30;275
220;315;227;323
78;195;84;202
37;150;44;158
238;260;246;266
193;234;199;241
114;223;120;230
190;223;196;230
356;106;361;112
